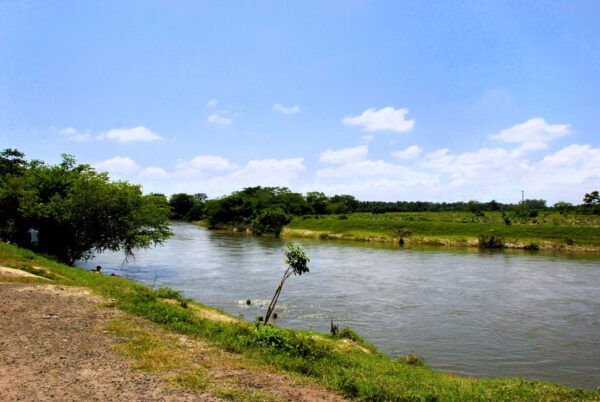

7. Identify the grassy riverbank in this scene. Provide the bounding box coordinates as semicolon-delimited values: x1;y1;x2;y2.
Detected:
284;212;600;251
1;242;599;401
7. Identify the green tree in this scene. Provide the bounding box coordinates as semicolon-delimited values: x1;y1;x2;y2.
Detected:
252;208;290;236
306;191;328;214
327;194;358;214
583;191;599;205
553;201;574;214
169;193;196;219
263;243;310;325
0;151;173;265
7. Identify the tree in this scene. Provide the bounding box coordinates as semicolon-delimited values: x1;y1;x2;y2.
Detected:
328;194;359;213
252;208;290;236
0;151;173;265
306;191;328;214
583;191;599;205
169;193;196;219
263;242;309;325
553;201;573;214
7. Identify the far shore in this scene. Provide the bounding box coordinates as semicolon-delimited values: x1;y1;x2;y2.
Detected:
280;227;600;252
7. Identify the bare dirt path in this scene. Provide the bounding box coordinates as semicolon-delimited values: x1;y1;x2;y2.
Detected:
0;283;216;402
0;281;346;401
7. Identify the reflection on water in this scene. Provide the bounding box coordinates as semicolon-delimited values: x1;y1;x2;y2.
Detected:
84;222;600;389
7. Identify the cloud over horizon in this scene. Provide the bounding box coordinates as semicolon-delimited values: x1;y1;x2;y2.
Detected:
343;107;415;133
273;103;300;115
59;126;162;143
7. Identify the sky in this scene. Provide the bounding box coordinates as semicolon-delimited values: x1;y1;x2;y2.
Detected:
1;1;599;204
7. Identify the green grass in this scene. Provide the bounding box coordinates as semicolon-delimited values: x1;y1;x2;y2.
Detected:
285;212;600;250
1;241;599;401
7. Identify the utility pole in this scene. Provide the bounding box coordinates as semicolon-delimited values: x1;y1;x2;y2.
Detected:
521;190;525;215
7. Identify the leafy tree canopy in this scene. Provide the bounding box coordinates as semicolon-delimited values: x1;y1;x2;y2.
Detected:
0;150;172;265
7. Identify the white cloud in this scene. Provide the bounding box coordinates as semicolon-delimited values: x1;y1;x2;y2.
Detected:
58;126;162;143
206;99;219;107
510;141;548;158
490;118;571;144
95;156;139;173
342;107;415;133
391;145;422;160
208;114;232;126
273;103;300;115
59;127;93;142
176;155;237;173
139;167;168;178
319;145;368;165
103;126;162;143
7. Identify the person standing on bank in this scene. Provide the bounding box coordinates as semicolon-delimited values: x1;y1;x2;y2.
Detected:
28;227;39;248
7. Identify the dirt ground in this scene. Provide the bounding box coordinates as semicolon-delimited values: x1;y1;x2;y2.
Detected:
0;283;216;402
0;282;346;402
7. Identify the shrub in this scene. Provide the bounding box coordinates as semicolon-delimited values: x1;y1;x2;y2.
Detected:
253;325;330;359
155;286;184;300
406;352;425;366
252;208;290;236
478;235;505;249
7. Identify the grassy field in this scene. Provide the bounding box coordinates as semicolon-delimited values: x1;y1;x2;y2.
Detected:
1;242;599;401
285;212;600;251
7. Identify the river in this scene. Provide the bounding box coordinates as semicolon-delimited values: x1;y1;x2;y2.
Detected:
84;221;600;389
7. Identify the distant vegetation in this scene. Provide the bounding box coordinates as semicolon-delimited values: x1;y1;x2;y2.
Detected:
287;211;600;250
173;185;600;239
0;149;172;265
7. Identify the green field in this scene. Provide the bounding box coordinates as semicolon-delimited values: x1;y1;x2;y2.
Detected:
285;212;600;251
1;242;599;401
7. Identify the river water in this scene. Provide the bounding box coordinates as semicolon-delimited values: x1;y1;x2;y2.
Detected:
84;222;600;389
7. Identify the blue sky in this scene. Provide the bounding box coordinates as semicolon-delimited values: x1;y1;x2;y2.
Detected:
1;1;599;203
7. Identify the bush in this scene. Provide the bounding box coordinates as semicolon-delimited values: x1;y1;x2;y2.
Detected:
253;325;330;359
252;208;290;236
155;286;184;300
406;352;425;366
478;234;505;249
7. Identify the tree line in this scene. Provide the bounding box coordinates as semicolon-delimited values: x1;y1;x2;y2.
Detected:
169;187;600;235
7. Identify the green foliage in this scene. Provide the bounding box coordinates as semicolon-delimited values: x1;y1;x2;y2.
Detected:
205;186;309;232
284;242;310;276
252;208;290;236
288;211;600;249
406;352;425;366
264;243;309;325
0;150;172;265
168;193;206;221
253;325;330;359
478;234;505;249
584;190;599;205
169;193;196;219
155;286;184;300
305;191;328;214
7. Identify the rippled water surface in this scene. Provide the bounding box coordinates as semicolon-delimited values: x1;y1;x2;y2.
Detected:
84;222;600;389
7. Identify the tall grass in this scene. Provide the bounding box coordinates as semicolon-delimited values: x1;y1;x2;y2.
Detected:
287;212;600;249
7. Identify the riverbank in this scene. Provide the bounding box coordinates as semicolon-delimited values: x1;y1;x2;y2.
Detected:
284;212;600;252
1;242;598;401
